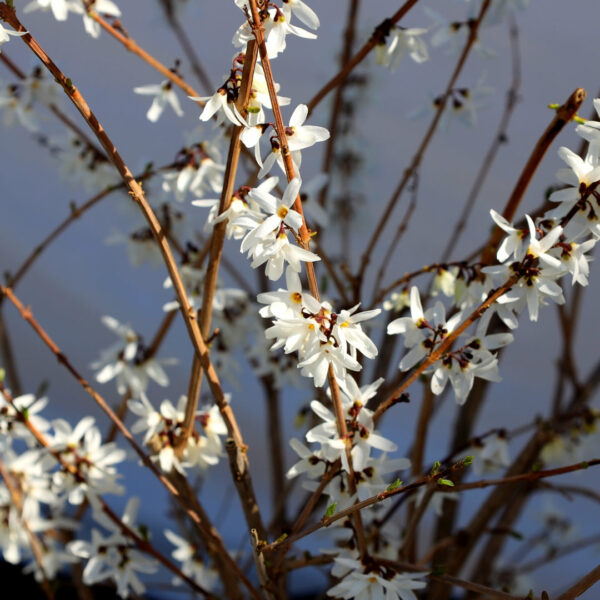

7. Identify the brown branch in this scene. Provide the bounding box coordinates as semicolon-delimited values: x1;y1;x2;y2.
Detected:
453;459;600;492
515;533;600;576
316;0;360;211
0;456;54;599
6;165;167;296
306;0;422;115
181;41;258;449
262;460;469;554
355;0;492;300
87;10;203;104
0;384;216;599
157;0;213;94
441;15;521;262
247;0;369;561
403;385;435;561
373;273;519;422
555;564;600;600
480;87;586;265
0;286;261;600
0;52;107;159
0;0;256;522
371;172;420;301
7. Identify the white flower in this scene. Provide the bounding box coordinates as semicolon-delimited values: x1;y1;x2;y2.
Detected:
0;393;50;442
298;339;361;387
306;378;399;472
281;0;320;30
164;529;219;589
546;146;600;238
50;417;126;503
0;23;26;49
286;437;326;479
243;228;321;281
233;5;317;59
383;289;410;312
376;26;429;71
490;209;527;263
327;555;427;600
429;312;512;405
82;0;121;38
554;237;596;286
387;287;462;371
333;304;381;360
471;433;510;475
193;86;246;127
69;498;158;598
248;177;304;237
91;316;174;397
23;0;83;22
134;81;183;122
486;217;565;322
259;104;329;177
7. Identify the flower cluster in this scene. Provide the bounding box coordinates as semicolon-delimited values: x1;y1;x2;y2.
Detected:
128;394;227;474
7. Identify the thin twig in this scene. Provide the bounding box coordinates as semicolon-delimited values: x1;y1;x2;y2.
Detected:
373;274;520;422
0;384;215;599
182;41;258;448
87;9;203;104
0;52;107;159
157;0;213;94
441;15;521;261
554;564;600;600
480;87;586;265
0;456;55;599
0;286;261;600
306;0;422;115
355;0;492;303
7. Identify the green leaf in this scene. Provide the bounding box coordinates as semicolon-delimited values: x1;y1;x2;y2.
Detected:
275;533;288;544
437;478;454;487
386;478;403;492
0;368;4;383
431;461;441;475
462;455;473;466
324;502;337;518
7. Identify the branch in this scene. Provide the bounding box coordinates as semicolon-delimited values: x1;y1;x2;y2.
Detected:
306;0;422;115
356;0;492;299
0;287;261;600
373;274;519;422
480;86;586;265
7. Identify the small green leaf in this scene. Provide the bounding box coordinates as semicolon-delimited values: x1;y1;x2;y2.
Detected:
21;407;29;421
462;455;473;466
275;533;288;544
0;368;5;383
431;461;441;475
324;502;337;518
531;462;542;472
437;479;454;487
386;478;403;492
